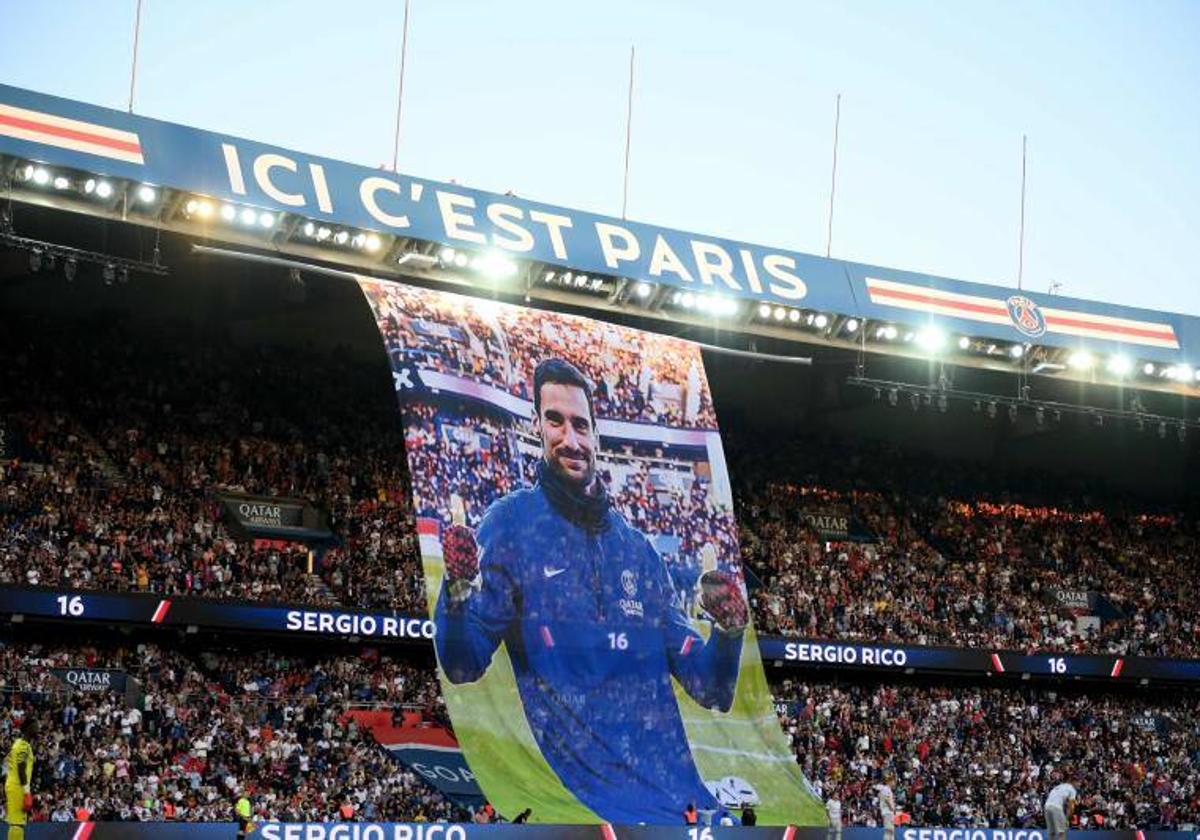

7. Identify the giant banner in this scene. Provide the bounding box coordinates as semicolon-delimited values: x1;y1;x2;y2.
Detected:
358;279;822;826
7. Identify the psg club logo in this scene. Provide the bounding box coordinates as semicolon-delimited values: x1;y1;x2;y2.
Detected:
1006;295;1046;338
621;569;638;597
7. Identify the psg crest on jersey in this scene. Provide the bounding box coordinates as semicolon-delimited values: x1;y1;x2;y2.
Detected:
1006;295;1046;338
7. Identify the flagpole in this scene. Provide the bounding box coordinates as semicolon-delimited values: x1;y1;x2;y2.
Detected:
1018;134;1027;290
825;93;841;258
621;45;635;220
391;0;412;172
127;0;144;113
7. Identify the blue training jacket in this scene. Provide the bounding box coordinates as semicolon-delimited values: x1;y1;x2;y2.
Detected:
434;479;744;824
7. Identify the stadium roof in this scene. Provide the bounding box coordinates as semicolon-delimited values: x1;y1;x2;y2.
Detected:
2;81;1199;398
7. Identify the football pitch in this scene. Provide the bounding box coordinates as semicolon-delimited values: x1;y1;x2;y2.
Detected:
422;553;827;826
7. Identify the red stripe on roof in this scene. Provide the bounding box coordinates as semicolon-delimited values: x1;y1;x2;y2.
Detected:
0;112;141;155
1044;314;1176;342
868;285;1008;317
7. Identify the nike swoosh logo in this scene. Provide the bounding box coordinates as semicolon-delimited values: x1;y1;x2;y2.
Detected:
543;567;567;578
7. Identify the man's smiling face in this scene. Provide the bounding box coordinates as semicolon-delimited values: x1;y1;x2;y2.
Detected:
535;381;597;489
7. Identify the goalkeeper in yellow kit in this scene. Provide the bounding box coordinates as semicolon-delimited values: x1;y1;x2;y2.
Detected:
5;718;36;840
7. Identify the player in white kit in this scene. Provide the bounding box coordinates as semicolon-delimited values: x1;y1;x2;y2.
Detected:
825;788;842;840
1044;780;1077;840
876;772;896;840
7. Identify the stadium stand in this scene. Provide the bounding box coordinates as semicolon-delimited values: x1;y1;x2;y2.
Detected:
0;629;462;823
776;674;1200;830
734;437;1200;658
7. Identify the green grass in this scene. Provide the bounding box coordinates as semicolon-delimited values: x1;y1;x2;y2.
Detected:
423;552;826;826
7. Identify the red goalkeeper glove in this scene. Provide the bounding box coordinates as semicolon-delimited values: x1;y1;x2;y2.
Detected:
698;570;749;635
22;789;32;812
442;524;480;604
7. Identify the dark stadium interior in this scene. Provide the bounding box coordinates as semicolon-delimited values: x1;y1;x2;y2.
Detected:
2;204;1200;827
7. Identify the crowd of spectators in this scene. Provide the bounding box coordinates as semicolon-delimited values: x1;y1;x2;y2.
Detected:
0;634;465;823
0;319;427;614
734;436;1200;658
778;675;1200;830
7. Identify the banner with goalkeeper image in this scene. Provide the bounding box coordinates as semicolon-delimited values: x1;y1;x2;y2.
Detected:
356;277;823;826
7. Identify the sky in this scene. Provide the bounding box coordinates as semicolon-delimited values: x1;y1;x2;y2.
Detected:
2;0;1199;315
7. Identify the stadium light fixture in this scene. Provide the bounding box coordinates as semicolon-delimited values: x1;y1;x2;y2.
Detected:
259;212;276;229
813;314;829;330
915;326;947;354
1009;344;1025;359
705;296;738;317
633;281;653;299
316;227;332;241
136;184;157;204
31;167;50;186
220;204;237;221
757;303;771;319
240;208;258;226
52;175;70;189
788;309;801;323
365;234;382;252
957;336;971;350
475;249;518;280
83;178;113;199
1106;355;1133;377
1067;350;1094;370
1142;362;1155;376
396;251;438;268
844;318;860;334
680;292;696;309
453;252;469;268
773;306;786;321
185;198;214;219
1165;365;1196;383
